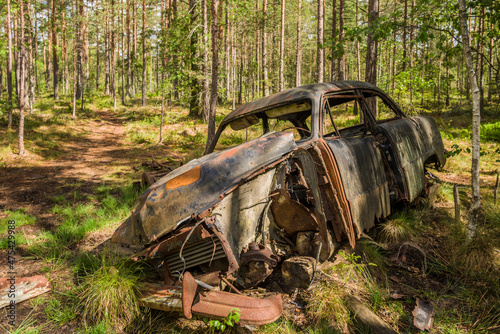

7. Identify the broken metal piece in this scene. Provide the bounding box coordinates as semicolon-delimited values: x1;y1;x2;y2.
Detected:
413;298;435;331
240;243;279;286
192;290;283;326
182;272;199;319
139;283;183;313
0;275;51;309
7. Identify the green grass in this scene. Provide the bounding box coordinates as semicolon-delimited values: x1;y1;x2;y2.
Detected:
75;252;145;327
28;183;140;261
0;210;37;250
44;296;78;325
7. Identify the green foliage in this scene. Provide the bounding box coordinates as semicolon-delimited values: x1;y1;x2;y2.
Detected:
204;309;241;332
481;121;500;143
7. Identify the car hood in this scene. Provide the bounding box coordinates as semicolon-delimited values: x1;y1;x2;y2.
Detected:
111;131;297;247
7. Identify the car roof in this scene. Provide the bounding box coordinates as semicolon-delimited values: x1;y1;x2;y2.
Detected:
220;80;382;126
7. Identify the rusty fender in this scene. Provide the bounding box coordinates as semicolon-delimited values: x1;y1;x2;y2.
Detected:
139;272;283;326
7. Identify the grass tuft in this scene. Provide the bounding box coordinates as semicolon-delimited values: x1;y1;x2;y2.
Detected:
378;211;414;244
76;252;144;328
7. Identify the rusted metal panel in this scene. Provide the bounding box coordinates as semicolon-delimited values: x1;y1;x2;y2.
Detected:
139;283;183;313
192;290;282;326
0;275;51;309
377;116;445;202
211;169;278;264
111;132;296;247
270;188;319;235
315;139;357;247
324;136;391;233
182;272;199;319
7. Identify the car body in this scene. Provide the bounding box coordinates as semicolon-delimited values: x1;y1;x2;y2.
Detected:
110;81;445;325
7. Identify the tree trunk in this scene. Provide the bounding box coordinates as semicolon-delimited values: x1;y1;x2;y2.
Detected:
356;0;361;81
121;0;125;105
126;0;131;97
365;0;379;118
6;0;14;129
458;0;481;242
18;0;26;156
202;0;209;121
317;0;324;83
331;0;336;81
279;0;285;91
142;0;147;106
28;2;35;114
205;0;219;154
337;0;344;80
111;0;116;108
52;0;59;100
255;0;260;97
295;0;302;87
402;0;407;71
262;0;269;96
62;10;68;94
188;0;201;115
76;0;84;100
96;8;100;92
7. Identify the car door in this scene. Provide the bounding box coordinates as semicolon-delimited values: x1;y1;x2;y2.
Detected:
361;90;445;202
318;92;391;237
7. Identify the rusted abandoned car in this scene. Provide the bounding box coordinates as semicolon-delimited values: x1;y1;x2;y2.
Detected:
110;81;445;325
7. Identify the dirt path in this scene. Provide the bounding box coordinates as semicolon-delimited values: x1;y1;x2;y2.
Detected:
0;110;135;221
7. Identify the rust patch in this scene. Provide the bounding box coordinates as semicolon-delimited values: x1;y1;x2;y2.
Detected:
240;242;279;286
139;283;183;313
192;290;283;325
182;272;199;319
0;275;51;308
164;165;201;190
270;189;318;235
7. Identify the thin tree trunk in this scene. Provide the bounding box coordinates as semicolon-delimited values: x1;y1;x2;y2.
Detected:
202;0;209;121
356;0;361;81
337;0;344;80
365;0;379;117
458;0;481;242
18;0;26;156
402;0;407;71
295;0;302;87
142;0;147;106
111;0;116;109
96;8;100;92
279;0;285;91
255;0;260;97
331;0;336;81
121;0;125;105
317;0;324;83
52;0;59;99
262;0;269;96
6;0;14;129
62;10;68;94
126;0;131;97
205;0;219;154
487;22;493;102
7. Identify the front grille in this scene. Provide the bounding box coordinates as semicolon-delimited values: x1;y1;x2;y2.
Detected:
165;236;226;276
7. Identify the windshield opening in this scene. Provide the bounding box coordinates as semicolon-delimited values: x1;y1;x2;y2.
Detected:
214;99;312;152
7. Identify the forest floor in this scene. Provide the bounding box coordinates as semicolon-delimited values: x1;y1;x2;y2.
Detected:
0;94;499;333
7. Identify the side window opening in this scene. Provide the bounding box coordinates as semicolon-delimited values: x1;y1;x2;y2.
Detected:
361;92;401;123
322;92;368;138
